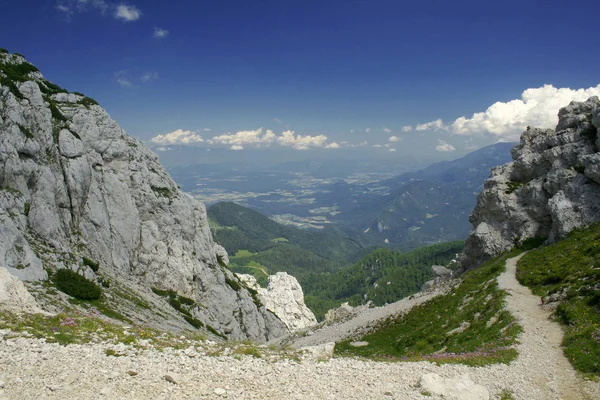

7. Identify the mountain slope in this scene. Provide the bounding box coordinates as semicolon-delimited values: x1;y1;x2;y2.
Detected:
0;51;286;340
337;143;514;249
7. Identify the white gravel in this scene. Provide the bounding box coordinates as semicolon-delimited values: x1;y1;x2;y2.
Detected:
0;255;598;400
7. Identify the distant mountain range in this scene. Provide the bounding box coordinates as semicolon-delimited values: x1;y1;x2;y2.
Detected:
332;142;515;249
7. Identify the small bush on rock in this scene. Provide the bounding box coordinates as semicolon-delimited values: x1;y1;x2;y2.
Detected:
53;269;102;300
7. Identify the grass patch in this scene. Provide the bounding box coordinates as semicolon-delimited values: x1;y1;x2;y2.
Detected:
505;181;525;194
78;96;98;107
517;222;600;376
151;186;174;199
16;123;34;139
82;256;99;273
151;287;205;330
335;251;522;366
225;276;242;291
53;269;102;301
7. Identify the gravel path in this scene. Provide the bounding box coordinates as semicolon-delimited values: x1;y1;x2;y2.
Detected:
496;253;599;400
0;255;598;399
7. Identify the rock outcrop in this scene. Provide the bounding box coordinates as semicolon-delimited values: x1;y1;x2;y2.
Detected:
0;52;286;340
0;265;44;314
237;272;317;331
461;97;600;267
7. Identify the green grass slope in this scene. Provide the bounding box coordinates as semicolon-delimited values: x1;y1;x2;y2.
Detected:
335;251;522;366
517;222;600;375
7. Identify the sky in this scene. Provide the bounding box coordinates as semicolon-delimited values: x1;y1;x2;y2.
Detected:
2;0;600;161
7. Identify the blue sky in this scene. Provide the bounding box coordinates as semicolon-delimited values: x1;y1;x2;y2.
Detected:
2;0;600;158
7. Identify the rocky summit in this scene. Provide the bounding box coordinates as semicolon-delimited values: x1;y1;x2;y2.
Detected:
0;52;287;340
461;97;600;267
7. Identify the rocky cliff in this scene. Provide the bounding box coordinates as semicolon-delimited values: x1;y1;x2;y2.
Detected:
461;97;600;267
0;51;286;340
237;272;317;331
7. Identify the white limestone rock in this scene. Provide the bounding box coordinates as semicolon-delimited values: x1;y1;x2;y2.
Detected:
0;52;286;341
236;272;317;332
462;97;600;267
420;373;489;400
0;266;45;314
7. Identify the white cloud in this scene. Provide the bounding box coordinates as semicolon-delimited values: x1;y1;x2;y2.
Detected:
402;125;413;132
436;139;456;152
151;129;204;145
277;130;328;150
448;84;600;140
209;128;276;148
57;1;142;22
117;78;132;87
415;84;600;141
388;148;397;152
388;136;401;142
365;128;371;133
203;128;212;132
56;0;109;18
115;70;132;87
372;144;383;148
416;119;448;132
231;145;244;151
382;127;391;133
141;71;158;82
115;4;141;21
325;142;341;149
384;143;390;148
153;27;169;38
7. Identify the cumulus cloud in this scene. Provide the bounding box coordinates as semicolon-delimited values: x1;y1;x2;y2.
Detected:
153;27;169;38
365;128;371;133
207;128;339;150
415;84;600;141
402;125;413;132
388;148;397;152
151;129;204;145
382;127;391;133
416;119;448;132
388;136;401;142
277;130;329;150
372;144;383;148
209;128;276;148
115;4;141;21
436;139;456;152
141;71;158;82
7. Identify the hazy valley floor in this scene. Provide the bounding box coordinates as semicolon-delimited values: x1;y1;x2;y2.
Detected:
0;255;598;400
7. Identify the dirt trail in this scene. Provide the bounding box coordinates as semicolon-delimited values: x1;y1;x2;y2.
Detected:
497;254;597;400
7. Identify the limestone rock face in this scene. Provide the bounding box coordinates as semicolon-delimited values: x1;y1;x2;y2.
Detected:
237;272;317;332
0;52;286;341
461;97;600;267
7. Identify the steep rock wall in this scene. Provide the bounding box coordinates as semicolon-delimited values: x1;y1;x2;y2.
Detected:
461;97;600;267
0;52;286;340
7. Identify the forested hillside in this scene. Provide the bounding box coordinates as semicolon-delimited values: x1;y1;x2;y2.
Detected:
303;241;463;318
208;202;462;319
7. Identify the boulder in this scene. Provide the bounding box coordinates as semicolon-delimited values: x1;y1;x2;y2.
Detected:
420;373;489;400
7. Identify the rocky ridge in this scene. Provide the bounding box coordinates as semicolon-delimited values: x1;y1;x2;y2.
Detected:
0;51;286;340
462;97;600;267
